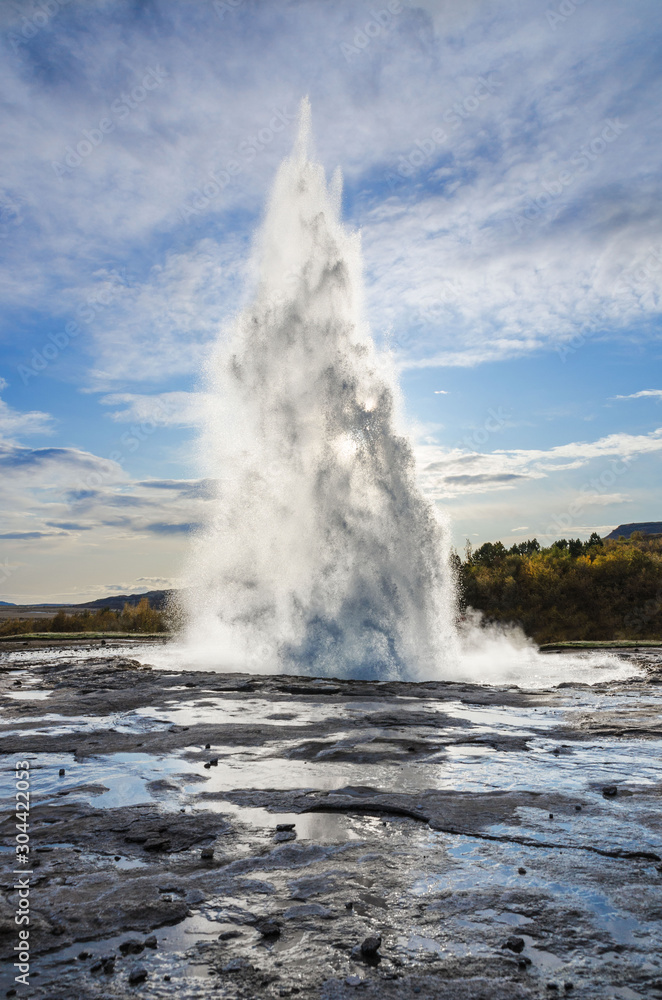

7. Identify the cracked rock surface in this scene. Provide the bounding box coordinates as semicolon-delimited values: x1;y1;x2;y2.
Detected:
1;642;662;998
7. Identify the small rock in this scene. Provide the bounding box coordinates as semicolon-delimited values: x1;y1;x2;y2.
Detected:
205;743;211;749
518;957;532;969
204;762;211;769
163;975;171;981
143;837;171;852
518;867;527;875
276;823;296;831
94;954;115;974
547;984;559;992
345;976;364;987
256;918;281;937
59;768;65;776
345;900;354;909
119;939;144;956
360;934;382;957
222;957;251;973
219;929;242;940
549;813;554;819
564;984;574;992
144;935;157;949
575;805;582;811
273;829;296;843
201;846;214;860
602;785;618;798
114;855;121;861
128;965;148;985
209;758;218;766
503;935;525;953
78;951;91;960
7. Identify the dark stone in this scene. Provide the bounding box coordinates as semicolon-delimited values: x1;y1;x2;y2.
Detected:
128;966;148;985
564;984;574;992
602;785;618;798
273;829;297;843
549;813;554;819
93;954;115;974
503;936;525;953
204;762;211;769
119;939;144;955
78;951;91;960
518;867;527;875
360;934;382;956
201;846;214;860
143;837;171;851
59;768;65;776
205;743;211;749
518;957;532;969
276;823;296;831
210;758;218;766
575;805;582;811
222;958;252;973
256;918;281;937
219;929;242;940
547;984;559;992
144;935;157;949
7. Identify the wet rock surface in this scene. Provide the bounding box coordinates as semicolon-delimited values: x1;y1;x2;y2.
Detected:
1;643;662;998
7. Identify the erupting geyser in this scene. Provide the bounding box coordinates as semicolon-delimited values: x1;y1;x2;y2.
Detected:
171;101;635;688
177;100;459;679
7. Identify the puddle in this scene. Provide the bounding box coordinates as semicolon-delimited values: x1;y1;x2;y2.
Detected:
412;836;661;951
41;910;228;982
217;802;364;843
6;689;53;700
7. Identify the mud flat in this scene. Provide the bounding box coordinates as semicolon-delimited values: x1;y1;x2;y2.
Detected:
1;643;662;999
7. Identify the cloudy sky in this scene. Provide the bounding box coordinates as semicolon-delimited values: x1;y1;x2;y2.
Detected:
1;0;661;602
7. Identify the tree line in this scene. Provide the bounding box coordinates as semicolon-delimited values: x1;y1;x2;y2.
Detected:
456;532;662;643
0;598;167;636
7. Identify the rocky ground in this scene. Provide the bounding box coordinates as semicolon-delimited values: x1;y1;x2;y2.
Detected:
1;642;661;999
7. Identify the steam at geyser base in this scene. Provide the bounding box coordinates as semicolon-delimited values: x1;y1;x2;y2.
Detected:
163;101;636;689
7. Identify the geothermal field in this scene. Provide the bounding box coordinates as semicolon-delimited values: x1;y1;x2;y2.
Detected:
1;640;661;998
2;43;662;1000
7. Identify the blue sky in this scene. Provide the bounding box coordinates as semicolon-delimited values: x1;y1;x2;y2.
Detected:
1;0;661;602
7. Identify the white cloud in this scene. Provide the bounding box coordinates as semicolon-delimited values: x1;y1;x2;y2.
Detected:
0;0;660;382
0;394;54;439
100;391;209;427
416;425;662;497
614;390;662;401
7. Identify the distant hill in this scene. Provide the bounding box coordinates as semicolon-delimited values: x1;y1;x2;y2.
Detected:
78;590;172;611
0;601;15;606
604;522;662;540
